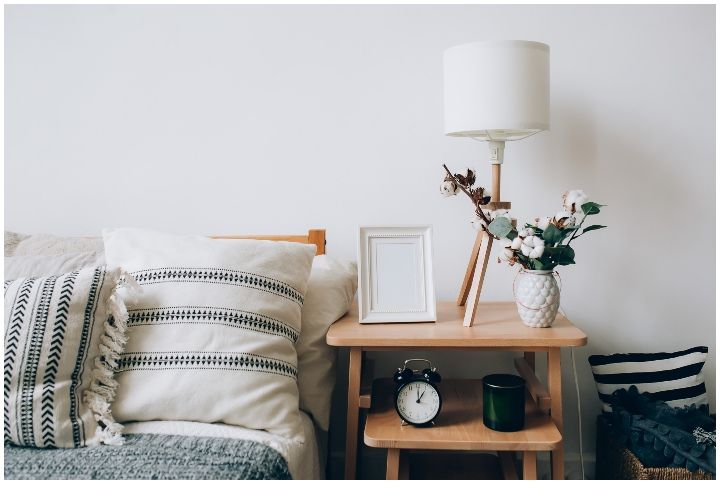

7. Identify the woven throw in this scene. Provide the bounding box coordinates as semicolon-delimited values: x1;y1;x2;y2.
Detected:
4;433;291;479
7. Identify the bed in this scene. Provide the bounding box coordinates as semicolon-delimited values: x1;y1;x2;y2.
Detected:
4;229;346;480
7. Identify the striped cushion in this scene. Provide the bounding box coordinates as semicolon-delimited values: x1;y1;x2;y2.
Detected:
589;347;709;412
103;228;316;440
4;267;131;447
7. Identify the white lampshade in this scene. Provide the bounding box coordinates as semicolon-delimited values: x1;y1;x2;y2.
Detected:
444;40;550;140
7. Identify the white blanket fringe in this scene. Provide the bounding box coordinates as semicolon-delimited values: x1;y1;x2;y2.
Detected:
83;270;141;446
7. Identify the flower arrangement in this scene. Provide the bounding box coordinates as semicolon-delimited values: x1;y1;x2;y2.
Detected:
441;165;606;271
490;189;605;270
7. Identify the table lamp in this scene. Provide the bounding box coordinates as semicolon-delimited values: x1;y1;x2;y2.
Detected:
444;40;550;326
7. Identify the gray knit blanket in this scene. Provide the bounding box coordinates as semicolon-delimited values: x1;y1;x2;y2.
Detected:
4;433;291;480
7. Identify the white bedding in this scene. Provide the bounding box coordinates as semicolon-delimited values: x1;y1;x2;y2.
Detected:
122;411;321;480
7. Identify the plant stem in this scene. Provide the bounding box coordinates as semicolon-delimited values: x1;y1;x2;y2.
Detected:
567;212;589;246
442;164;492;226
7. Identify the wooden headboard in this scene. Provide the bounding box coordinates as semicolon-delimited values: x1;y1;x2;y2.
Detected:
210;229;326;255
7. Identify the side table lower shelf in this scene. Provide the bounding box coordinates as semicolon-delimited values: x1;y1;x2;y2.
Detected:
364;378;562;480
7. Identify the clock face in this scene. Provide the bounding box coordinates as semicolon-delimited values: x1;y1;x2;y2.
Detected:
395;381;441;425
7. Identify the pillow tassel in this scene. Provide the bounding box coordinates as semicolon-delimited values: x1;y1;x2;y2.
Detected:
83;269;141;446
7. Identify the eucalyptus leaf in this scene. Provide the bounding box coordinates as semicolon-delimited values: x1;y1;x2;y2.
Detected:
545;245;575;265
583;224;607;234
581;201;604;215
542;224;564;246
488;217;513;238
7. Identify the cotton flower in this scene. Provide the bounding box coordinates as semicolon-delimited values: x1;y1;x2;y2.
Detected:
499;238;516;263
554;210;576;228
529;245;545;259
470;217;487;231
521;236;545;259
499;247;514;261
518;227;534;238
555;210;572;221
510;237;523;250
440;179;459;197
471;208;510;232
563;189;589;213
535;217;551;231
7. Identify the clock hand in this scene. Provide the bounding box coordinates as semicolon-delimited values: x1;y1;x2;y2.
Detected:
419;390;426;401
416;387;420;404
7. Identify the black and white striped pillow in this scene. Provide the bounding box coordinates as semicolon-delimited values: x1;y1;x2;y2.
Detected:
589;346;709;412
4;266;132;447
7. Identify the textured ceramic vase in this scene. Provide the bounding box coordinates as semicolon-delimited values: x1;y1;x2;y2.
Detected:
514;269;560;328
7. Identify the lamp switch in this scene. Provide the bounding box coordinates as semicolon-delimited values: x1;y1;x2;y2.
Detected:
490;147;499;160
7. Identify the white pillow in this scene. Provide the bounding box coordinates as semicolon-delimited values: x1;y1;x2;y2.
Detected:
5;252;106;280
11;232;104;256
4;230;29;256
103;228;315;440
297;256;357;430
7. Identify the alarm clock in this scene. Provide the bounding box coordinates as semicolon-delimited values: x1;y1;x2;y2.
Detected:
392;359;442;426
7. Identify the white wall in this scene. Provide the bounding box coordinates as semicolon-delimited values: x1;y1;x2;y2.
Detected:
5;4;715;478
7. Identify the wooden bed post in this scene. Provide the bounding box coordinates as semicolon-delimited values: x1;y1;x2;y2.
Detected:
308;229;326;255
211;228;326;255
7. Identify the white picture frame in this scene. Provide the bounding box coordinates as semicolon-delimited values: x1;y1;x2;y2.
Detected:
358;225;436;323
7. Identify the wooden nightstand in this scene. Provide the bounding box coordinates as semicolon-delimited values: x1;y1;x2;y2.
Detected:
326;300;587;480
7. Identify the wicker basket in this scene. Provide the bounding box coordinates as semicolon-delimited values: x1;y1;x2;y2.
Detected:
596;415;713;480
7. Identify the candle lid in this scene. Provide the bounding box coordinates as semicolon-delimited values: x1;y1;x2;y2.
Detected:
482;374;525;389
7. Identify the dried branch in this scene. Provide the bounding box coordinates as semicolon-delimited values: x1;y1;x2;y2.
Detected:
442;164;491;226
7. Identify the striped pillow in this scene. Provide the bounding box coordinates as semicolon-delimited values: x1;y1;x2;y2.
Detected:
4;266;134;447
589;347;709;412
103;228;316;440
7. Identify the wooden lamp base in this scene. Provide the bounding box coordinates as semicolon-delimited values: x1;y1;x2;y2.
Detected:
457;229;494;327
457;144;513;327
457;202;512;327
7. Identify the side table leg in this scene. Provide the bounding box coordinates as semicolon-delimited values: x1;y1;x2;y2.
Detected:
548;348;564;479
345;348;362;479
524;351;535;370
386;448;404;480
399;451;409;480
522;451;537;480
498;452;519;479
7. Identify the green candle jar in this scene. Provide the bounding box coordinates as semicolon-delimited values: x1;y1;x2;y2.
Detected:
482;374;526;432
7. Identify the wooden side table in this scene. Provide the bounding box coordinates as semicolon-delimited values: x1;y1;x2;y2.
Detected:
326;300;587;480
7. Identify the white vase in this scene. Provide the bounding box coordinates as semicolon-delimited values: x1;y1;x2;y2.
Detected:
514;269;560;328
